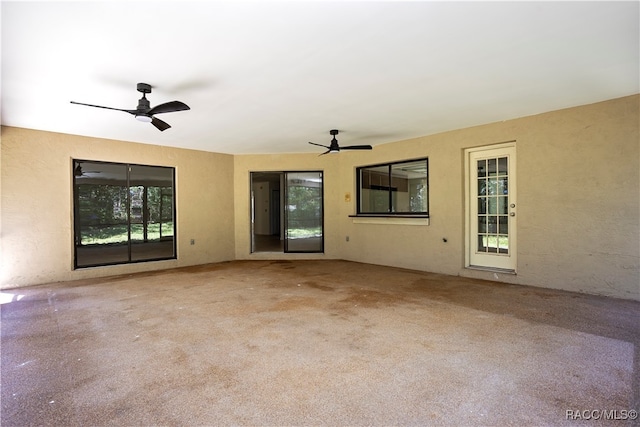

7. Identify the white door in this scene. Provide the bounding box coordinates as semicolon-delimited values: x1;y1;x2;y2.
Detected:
466;144;517;271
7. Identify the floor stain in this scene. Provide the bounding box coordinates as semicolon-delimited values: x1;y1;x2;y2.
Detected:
303;281;334;292
268;297;320;311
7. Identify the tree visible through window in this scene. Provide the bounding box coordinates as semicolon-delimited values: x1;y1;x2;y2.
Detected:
285;171;323;252
73;160;176;268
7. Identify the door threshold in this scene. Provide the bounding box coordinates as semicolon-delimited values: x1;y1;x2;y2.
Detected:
466;265;517;275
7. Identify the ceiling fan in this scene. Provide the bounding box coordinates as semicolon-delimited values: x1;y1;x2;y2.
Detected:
309;129;373;155
70;83;190;131
73;164;101;177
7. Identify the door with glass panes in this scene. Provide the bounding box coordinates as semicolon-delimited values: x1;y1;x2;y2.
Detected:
467;145;517;271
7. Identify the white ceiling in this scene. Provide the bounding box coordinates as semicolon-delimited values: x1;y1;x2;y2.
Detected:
2;1;638;155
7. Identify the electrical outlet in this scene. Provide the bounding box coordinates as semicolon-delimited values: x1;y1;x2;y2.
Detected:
346;236;350;242
190;239;195;245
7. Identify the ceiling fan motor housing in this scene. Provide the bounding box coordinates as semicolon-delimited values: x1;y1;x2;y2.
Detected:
137;96;151;111
136;83;152;111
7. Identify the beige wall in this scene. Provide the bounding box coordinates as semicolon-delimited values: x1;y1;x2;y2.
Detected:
329;95;639;300
2;95;639;300
1;127;235;288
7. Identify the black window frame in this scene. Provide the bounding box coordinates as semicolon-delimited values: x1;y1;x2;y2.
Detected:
73;159;177;269
355;158;429;217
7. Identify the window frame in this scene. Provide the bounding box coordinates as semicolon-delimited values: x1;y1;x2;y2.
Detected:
72;159;177;269
355;157;429;217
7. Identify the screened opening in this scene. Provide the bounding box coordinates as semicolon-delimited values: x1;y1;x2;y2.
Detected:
73;160;176;268
357;158;429;215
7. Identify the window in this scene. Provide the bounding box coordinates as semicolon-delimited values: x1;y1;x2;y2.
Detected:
73;160;176;268
356;158;429;216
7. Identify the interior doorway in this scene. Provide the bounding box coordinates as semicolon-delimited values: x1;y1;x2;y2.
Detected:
251;172;283;252
250;171;324;253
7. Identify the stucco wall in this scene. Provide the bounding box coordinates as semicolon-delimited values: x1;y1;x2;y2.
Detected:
0;128;235;288
331;95;639;300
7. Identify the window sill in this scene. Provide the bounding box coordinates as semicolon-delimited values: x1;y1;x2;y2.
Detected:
349;215;430;225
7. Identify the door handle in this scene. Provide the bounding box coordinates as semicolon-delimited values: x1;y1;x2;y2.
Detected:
509;212;516;217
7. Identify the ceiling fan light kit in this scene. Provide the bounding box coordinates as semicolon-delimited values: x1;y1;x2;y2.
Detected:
135;114;152;123
309;129;373;155
70;82;190;131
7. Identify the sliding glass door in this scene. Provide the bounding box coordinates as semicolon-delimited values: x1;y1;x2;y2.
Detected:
284;172;324;252
250;171;323;253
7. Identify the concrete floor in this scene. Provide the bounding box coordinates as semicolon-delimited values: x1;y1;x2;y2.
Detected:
1;260;639;426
